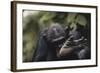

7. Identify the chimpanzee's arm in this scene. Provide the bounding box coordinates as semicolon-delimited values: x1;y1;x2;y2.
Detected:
33;36;48;62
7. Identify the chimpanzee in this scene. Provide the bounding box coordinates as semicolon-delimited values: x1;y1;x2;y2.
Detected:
32;23;66;61
58;24;90;60
32;23;90;62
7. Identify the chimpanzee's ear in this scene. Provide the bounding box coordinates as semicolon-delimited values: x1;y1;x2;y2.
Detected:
42;33;47;37
42;29;48;40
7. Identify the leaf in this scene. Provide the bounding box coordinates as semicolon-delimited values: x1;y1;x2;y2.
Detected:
76;15;87;26
67;13;77;23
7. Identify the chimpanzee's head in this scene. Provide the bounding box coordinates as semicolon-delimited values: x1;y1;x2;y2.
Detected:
45;23;66;49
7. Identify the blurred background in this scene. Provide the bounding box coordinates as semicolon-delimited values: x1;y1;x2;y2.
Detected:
22;10;91;62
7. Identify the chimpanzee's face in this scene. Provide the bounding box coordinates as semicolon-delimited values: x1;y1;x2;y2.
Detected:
46;23;66;42
44;23;67;57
